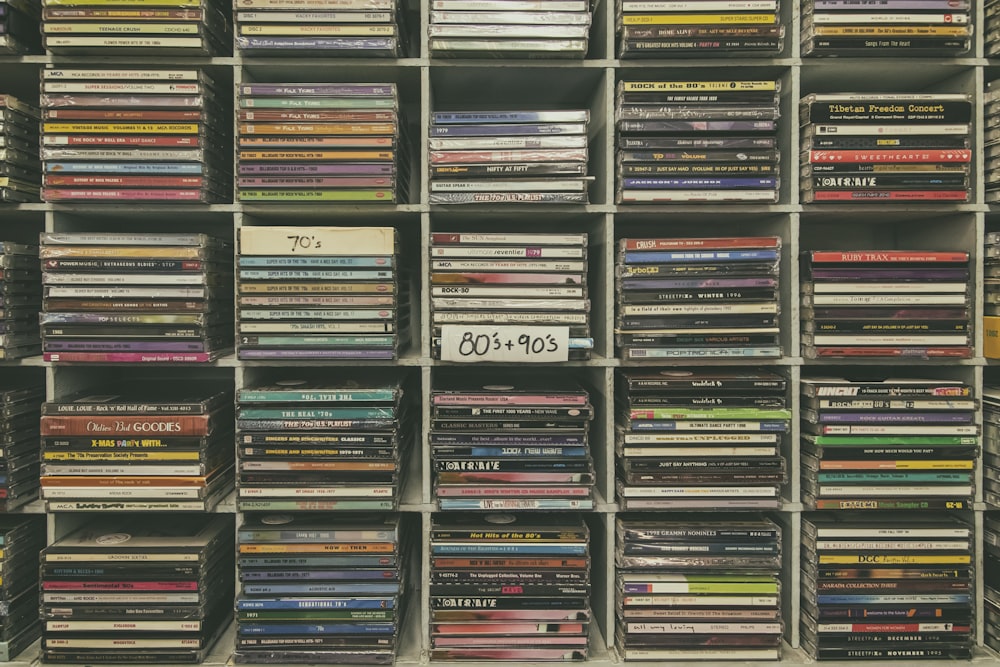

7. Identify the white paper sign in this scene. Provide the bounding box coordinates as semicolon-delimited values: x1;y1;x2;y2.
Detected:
239;226;395;256
440;325;570;363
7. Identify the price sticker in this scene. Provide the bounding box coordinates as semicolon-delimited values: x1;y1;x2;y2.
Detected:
440;325;570;363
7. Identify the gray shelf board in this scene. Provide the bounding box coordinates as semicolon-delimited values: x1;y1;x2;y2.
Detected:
602;497;823;515
1;203;47;213
398;462;429;512
593;487;610;511
214;491;236;514
619;356;798;367
614;204;795;215
7;353;804;368
10;498;45;514
238;351;426;367
802;57;982;67
615;58;798;69
0;55;46;64
215;355;241;368
239;57;427;68
239;203;424;217
614;503;790;513
979;646;1000;663
21;640;993;667
768;644;818;666
595;499;617;514
429;58;615;68
47;203;238;215
799;60;982;89
800;204;985;215
5;640;39;667
45;55;238;66
802;357;983;366
606;498;801;513
588;626;614;663
426;501;609;512
394;607;424;667
799;207;980;223
608;641;798;665
19;200;991;215
241;62;421;81
205;622;238;667
429;204;614;214
400;501;436;513
0;356;46;367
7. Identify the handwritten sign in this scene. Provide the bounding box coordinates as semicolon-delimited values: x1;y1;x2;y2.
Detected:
440;326;570;363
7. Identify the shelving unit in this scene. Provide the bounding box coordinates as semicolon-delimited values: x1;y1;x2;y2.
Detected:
1;0;999;664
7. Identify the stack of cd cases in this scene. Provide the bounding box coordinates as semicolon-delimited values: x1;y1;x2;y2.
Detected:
39;382;236;511
985;388;1000;508
801;377;978;511
430;232;591;359
0;516;44;661
429;513;591;661
39;232;235;363
428;0;591;57
0;376;43;511
40;515;235;664
800;249;972;359
989;4;1000;56
0;96;41;202
41;0;231;55
0;0;41;54
238;226;408;360
802;0;970;56
986;513;1000;654
429;110;591;204
235;513;409;664
614;515;784;661
0;242;41;360
616;369;788;510
430;380;595;511
799;93;973;203
237;83;406;203
616;0;783;57
236;377;413;512
801;514;974;661
616;80;780;203
40;67;231;203
986;233;1000;336
616;236;782;360
987;82;1000;201
235;0;404;56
